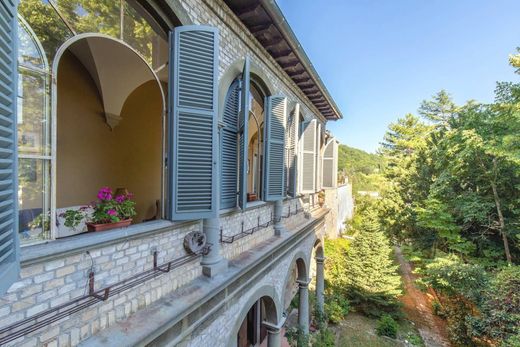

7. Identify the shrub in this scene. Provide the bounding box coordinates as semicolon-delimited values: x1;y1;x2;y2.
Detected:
431;299;444;317
285;326;309;347
312;327;336;347
324;294;350;324
376;314;398;339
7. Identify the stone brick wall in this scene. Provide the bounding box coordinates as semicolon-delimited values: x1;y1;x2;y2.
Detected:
324;188;340;238
0;198;318;346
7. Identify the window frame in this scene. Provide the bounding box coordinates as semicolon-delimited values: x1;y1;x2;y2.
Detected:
17;4;170;243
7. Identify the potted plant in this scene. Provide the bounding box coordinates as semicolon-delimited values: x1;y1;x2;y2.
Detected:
62;187;136;232
87;187;136;232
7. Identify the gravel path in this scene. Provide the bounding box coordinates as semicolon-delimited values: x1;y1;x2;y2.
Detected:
395;247;452;347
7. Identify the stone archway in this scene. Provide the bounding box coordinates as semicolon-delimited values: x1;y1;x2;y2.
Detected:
281;250;312;336
227;285;282;347
314;240;325;315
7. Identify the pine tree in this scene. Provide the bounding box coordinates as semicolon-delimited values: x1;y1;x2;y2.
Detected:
345;207;402;316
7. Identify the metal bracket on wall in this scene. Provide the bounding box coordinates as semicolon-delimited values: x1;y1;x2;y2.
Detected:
0;244;207;345
219;202;305;244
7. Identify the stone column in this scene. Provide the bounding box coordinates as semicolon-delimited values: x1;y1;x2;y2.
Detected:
273;199;286;236
266;326;281;347
201;217;227;277
316;256;325;315
297;279;310;335
263;319;285;347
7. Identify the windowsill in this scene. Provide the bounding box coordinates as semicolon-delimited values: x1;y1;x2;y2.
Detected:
20;219;199;266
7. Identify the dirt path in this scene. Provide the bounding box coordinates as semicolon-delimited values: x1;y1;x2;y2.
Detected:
395;247;452;347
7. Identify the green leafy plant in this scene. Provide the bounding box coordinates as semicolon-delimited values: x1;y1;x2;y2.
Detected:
61;209;86;229
324;294;350;324
284;326;309;347
376;314;398;339
28;212;50;231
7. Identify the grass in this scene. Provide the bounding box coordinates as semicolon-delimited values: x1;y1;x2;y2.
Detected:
333;313;424;347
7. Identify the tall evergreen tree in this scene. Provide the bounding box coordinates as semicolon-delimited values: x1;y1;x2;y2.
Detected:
345;205;402;316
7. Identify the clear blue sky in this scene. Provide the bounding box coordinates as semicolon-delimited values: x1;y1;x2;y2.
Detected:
276;0;520;153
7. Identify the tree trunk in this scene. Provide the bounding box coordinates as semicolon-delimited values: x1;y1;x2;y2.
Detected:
490;165;512;265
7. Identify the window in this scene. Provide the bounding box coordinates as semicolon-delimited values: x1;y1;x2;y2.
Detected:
17;18;51;243
17;0;171;242
220;71;271;209
246;82;266;202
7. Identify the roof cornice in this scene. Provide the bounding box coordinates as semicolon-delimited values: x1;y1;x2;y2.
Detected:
223;0;343;121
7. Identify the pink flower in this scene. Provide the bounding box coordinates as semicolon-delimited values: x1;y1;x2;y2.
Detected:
115;195;126;203
97;187;113;201
107;209;117;216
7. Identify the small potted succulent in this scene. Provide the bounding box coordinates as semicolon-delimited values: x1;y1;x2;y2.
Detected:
62;187;136;232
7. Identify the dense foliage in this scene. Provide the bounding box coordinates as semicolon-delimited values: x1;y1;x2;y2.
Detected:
371;48;520;346
325;198;402;318
337;144;385;192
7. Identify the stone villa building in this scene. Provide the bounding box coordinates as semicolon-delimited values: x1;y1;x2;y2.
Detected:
0;0;342;346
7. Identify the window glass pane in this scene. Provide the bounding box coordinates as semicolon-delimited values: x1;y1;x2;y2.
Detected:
18;19;46;70
250;83;264;117
54;0;121;38
123;1;167;68
17;68;50;156
18;0;74;65
18;159;51;243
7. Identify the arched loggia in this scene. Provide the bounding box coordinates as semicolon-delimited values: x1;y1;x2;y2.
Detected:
281;250;311;337
314;239;325;316
227;285;282;347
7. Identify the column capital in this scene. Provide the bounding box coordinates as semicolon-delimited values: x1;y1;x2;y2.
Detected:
262;316;286;333
315;256;326;263
296;278;311;288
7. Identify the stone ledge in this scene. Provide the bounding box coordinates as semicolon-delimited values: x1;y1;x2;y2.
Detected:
21;219;199;266
80;208;329;347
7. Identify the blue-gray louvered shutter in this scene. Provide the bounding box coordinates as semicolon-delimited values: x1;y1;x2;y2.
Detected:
286;103;300;197
169;26;219;220
264;96;287;201
238;57;250;209
322;138;338;188
300;119;316;193
220;80;240;210
0;0;19;296
315;122;322;192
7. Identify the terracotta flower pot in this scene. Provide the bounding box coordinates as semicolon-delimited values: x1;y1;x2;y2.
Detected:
87;218;132;232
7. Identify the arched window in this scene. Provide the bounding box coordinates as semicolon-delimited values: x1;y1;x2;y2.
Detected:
17;0;172;243
247;81;266;203
17;16;51;242
220;72;270;210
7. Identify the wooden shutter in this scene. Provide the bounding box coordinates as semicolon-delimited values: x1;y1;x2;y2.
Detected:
169;26;219;220
0;0;20;296
238;57;250;209
220;80;240;210
300;119;316;194
264;96;287;201
322;138;338;188
286;103;300;197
